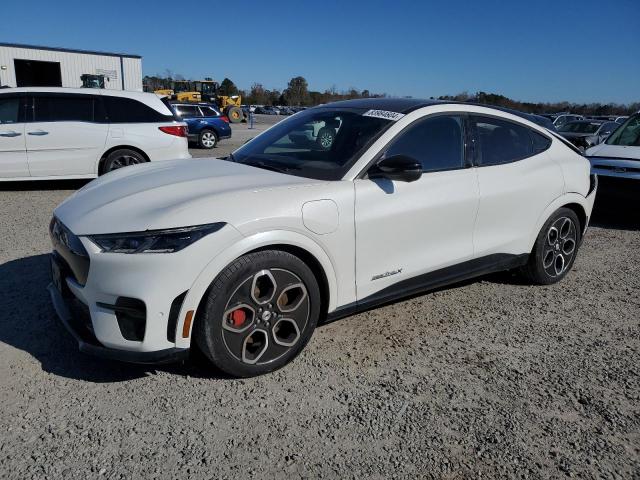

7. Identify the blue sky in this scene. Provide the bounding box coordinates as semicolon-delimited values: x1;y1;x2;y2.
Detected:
3;0;639;103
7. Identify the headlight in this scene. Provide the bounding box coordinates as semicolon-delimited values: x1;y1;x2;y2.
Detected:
88;223;225;254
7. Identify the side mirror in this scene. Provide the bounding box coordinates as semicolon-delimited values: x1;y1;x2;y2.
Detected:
370;155;422;182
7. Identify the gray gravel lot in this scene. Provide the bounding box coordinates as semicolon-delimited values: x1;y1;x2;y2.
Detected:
0;119;638;478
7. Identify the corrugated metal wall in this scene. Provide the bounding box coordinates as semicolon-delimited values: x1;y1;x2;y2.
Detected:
0;46;142;91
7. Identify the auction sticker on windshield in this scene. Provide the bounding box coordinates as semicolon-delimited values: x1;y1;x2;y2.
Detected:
362;110;405;121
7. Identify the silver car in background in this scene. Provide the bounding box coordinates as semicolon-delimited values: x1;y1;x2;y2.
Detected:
586;113;640;181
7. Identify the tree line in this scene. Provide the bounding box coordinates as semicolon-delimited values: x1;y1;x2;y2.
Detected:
438;91;639;116
143;73;638;115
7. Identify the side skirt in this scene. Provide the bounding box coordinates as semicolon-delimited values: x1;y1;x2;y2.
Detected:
326;253;529;322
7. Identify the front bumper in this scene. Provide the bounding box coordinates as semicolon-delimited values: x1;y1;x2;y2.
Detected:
47;222;243;361
48;283;188;364
589;157;640;180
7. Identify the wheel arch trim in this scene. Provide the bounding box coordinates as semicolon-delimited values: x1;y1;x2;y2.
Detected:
174;229;339;348
527;192;592;252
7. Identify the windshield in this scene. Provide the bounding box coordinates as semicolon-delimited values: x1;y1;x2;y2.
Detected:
230;107;394;180
559;122;600;134
606;114;640;146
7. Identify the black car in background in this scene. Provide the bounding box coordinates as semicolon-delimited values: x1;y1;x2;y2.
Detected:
558;120;620;150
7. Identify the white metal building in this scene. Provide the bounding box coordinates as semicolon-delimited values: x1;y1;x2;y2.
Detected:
0;43;142;91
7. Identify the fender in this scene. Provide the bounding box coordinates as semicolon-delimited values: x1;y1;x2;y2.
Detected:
174;229;340;348
527;192;590;252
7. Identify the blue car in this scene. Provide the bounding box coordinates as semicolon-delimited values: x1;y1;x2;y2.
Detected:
171;103;232;149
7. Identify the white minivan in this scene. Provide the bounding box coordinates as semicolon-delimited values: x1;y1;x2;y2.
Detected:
0;87;191;180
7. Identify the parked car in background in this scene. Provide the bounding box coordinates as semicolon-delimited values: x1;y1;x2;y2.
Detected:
553;114;584;129
171;102;231;149
615;116;629;124
48;98;596;377
0;87;190;180
587;113;640;181
253;106;271;115
557;120;619;150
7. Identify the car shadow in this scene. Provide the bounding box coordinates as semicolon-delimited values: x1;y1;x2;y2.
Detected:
590;181;640;231
0;254;230;383
0;179;91;191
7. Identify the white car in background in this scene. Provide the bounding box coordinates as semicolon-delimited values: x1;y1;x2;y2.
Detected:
48;99;596;377
587;113;640;180
0;87;190;180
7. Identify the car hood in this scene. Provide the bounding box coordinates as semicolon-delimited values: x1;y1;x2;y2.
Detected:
55;159;322;235
586;143;640;160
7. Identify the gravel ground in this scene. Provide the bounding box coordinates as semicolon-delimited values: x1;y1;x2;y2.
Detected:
0;125;638;479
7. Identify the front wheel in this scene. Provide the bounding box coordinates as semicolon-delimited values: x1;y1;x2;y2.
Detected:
226;106;243;123
316;127;335;150
195;250;320;377
520;207;581;285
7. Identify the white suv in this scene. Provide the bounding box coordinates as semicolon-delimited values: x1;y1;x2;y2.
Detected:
48;99;597;377
0;87;190;180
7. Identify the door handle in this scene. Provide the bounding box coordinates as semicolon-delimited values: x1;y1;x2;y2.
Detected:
28;130;49;136
0;131;21;137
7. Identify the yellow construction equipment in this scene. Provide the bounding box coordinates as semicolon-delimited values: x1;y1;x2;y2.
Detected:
154;79;244;123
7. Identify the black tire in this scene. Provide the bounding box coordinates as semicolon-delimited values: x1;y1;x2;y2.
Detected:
316;127;335;150
198;129;218;149
101;148;147;174
227;106;243;123
520;207;582;285
194;250;321;377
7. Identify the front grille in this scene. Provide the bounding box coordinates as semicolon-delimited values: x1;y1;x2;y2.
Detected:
49;217;90;285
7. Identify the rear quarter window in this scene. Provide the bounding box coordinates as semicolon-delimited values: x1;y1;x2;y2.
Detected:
103;96;174;123
531;130;552;153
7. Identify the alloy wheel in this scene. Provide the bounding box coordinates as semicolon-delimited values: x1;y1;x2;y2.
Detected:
221;268;309;365
319;131;333;149
110;154;143;170
201;132;216;148
542;216;577;277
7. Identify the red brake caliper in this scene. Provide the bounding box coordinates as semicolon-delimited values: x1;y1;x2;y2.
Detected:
230;308;246;327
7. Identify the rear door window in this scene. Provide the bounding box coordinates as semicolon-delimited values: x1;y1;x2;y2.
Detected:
33;94;96;122
472;116;535;165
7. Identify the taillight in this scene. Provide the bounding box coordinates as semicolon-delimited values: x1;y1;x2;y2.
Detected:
220;115;229;123
159;125;187;137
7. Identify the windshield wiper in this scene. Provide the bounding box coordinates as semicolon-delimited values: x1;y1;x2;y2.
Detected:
226;152;236;162
244;160;291;174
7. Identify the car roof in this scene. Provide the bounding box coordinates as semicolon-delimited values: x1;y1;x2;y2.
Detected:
0;87;171;113
0;86;150;98
171;101;217;106
316;98;444;114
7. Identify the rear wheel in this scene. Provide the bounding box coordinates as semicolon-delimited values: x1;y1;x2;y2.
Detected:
102;149;146;174
520;207;581;284
198;129;217;149
195;250;320;377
